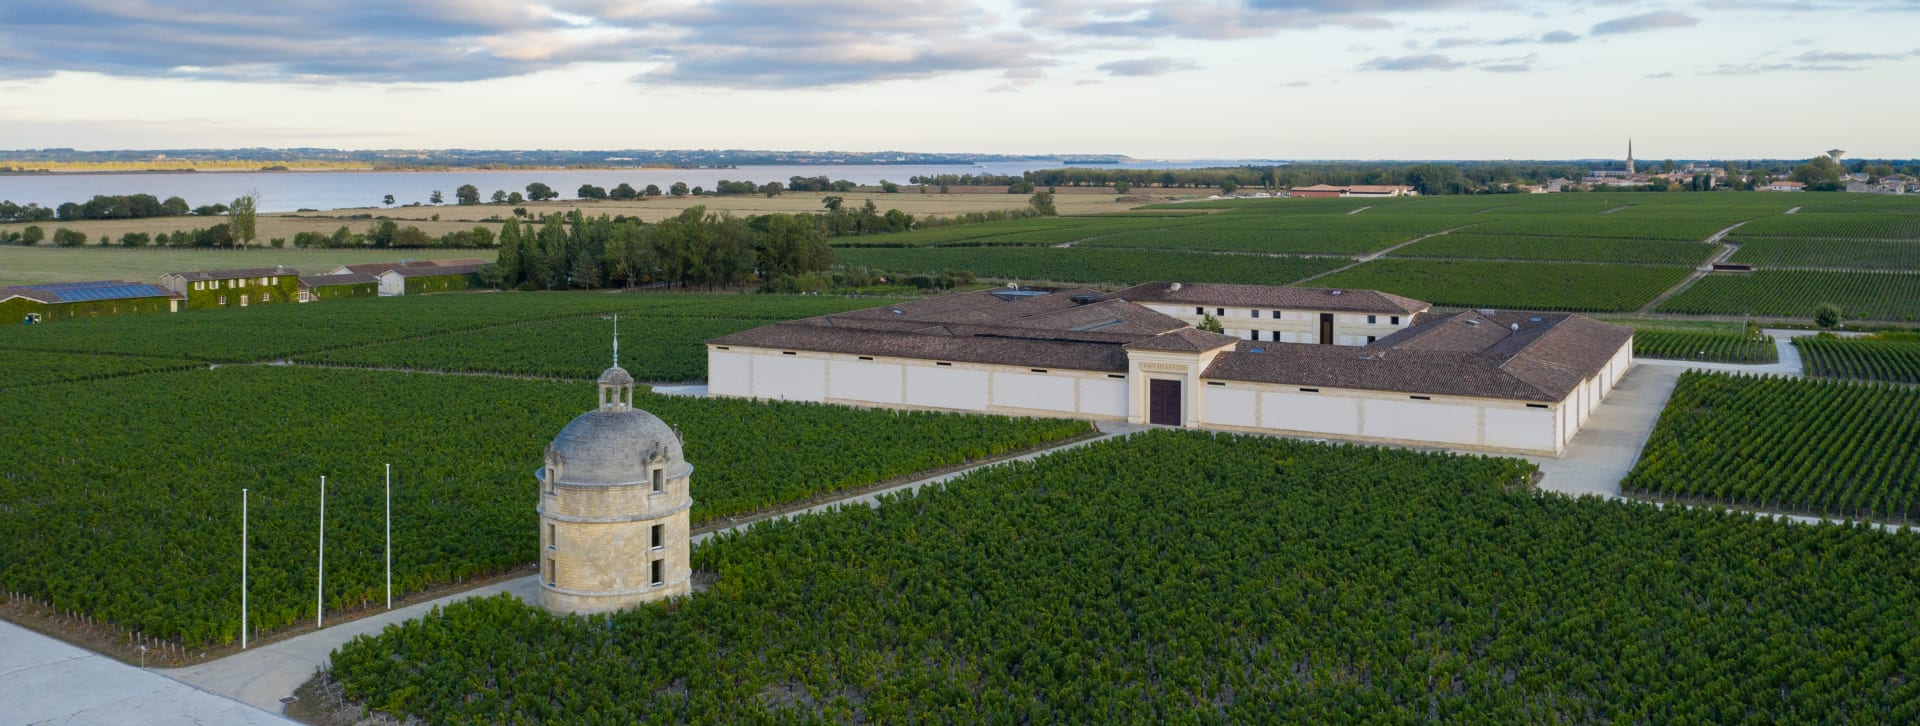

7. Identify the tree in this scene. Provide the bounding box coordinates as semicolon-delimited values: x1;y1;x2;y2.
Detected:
528;183;560;201
508;192;525;205
879;179;900;193
1220;178;1239;195
119;232;150;247
1199;313;1225;333
52;227;87;247
610;183;639;201
490;189;508;204
161;196;191;216
760;181;784;197
430;190;445;205
383;194;396;206
193;203;229;216
1008;180;1035;194
1815;303;1843;329
578;184;608;200
669;182;689;197
453;184;481;205
643;184;662;197
1114;180;1132;194
21;225;43;245
1028;190;1057;216
228;195;257;248
822;195;844;211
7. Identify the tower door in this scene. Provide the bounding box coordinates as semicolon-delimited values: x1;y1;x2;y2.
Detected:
1319;313;1334;345
1149;379;1182;427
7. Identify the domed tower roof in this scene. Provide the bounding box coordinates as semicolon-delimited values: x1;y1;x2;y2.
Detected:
541;365;685;487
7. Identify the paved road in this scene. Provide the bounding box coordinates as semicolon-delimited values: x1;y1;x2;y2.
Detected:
1527;364;1682;498
0;621;291;725
162;420;1146;715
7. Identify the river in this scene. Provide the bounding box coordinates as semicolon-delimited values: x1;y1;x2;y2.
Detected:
0;160;1264;214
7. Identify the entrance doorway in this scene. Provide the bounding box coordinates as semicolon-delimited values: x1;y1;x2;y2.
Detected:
1319;313;1334;345
1149;379;1182;426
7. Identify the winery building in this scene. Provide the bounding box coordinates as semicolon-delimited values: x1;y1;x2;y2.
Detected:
707;284;1633;456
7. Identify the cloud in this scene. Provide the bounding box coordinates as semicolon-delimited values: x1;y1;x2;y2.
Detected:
1792;49;1914;62
1591;11;1700;35
1540;30;1580;43
1704;62;1863;75
1095;57;1199;76
1481;63;1531;73
1701;46;1919;75
1359;54;1466;71
1019;0;1410;40
1645;71;1674;78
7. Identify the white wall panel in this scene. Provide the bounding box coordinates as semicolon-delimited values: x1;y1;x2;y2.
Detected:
1483;407;1555;453
991;372;1077;413
1200;388;1259;428
1259;391;1361;436
906;367;989;411
1080;378;1129;417
1363;399;1480;446
708;350;754;398
826;360;904;405
751;355;826;402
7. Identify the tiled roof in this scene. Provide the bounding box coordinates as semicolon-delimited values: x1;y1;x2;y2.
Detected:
1116;281;1429;315
164;267;293;281
711;323;1135;372
1122;327;1240;352
297;272;378;287
386;262;488;278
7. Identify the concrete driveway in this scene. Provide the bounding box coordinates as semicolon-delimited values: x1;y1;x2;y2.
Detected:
1527;364;1682;499
0;621;291;725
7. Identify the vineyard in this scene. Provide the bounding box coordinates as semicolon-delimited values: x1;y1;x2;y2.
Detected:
1795;334;1920;383
1724;237;1920;270
1656;270;1920;321
833;247;1345;287
1392;233;1719;265
1078;216;1470;255
1731;211;1920;240
333;430;1920;722
0;349;201;388
1631;330;1778;364
0;366;1088;647
1624;371;1920;521
1311;259;1692;312
300;316;770;381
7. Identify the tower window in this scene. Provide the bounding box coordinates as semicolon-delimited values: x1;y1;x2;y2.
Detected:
650;524;664;550
650;559;664;587
547;523;557;550
547;558;556;586
651;467;663;493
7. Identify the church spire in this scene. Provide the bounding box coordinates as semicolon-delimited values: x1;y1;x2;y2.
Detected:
1627;138;1636;175
612;314;619;369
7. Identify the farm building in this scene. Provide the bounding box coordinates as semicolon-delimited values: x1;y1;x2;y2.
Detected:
0;280;178;323
376;262;489;296
1116;282;1427;345
328;258;488;278
707;285;1633;456
297;272;379;302
160;267;299;310
1764;180;1806;192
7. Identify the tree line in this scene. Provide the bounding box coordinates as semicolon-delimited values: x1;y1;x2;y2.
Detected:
0;193;233;223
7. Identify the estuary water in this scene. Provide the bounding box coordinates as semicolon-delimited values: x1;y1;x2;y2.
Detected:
0;160;1252;213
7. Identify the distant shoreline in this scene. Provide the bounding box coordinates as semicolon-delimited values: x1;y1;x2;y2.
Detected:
0;165;726;176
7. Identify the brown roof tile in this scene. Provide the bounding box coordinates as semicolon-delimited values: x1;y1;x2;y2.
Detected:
1123;327;1241;352
1117;281;1429;315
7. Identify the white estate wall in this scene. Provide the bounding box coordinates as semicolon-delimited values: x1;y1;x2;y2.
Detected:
708;346;1128;420
1195;381;1561;455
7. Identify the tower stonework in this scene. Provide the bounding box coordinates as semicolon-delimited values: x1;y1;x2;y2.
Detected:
536;365;693;615
1626;138;1635;175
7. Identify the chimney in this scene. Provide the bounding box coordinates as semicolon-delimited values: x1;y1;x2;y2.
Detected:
1170;282;1182;291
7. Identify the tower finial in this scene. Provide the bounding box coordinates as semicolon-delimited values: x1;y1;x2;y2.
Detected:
612;314;620;368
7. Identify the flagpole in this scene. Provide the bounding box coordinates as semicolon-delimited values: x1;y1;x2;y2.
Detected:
317;475;325;629
241;488;248;650
385;463;392;610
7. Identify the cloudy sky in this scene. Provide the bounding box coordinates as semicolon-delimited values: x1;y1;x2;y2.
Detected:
1;0;1915;159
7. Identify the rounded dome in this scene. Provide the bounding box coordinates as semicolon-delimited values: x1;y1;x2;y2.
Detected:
598;366;636;387
547;407;683;486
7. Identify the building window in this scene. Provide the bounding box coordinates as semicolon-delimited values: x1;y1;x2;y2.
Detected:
1367;336;1376;343
547;558;557;586
547;523;557;550
1250;330;1260;341
1216;308;1225;316
1367;315;1377;324
1271;310;1282;319
651;467;663;494
650;524;664;550
218;295;227;306
1251;310;1260;318
1391;316;1400;325
1410;395;1431;401
1194;306;1204;315
650;559;664;587
261;292;270;303
1527;404;1549;409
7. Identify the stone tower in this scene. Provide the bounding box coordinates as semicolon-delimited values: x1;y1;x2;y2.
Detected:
1626;138;1635;175
535;363;693;615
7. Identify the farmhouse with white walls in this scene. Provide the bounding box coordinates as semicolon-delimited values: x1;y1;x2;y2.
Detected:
707;283;1633;457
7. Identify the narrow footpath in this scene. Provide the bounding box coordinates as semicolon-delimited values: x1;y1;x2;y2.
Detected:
158;419;1147;715
1636;220;1749;313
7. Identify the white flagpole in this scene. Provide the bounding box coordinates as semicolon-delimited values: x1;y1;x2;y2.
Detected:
317;475;325;629
385;463;392;610
241;488;248;650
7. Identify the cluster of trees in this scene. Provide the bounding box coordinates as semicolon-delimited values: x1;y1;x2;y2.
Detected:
488;207;836;291
421;175;866;207
0;194;214;223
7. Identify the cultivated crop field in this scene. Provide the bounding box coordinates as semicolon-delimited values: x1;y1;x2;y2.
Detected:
1312;259;1691;312
1657;270;1920;321
0;366;1089;647
1625;372;1920;521
835;247;1346;287
1725;237;1920;270
1392;233;1718;265
333;430;1920;722
1795;334;1920;384
0;349;203;388
1631;330;1778;364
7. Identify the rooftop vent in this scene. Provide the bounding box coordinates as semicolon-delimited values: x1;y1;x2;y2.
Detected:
1510;323;1520;332
1330;290;1344;296
1464;319;1480;327
1249;347;1265;353
890;309;903;315
1529;316;1543;323
1170;282;1183;291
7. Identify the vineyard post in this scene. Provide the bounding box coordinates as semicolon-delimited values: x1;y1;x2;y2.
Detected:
385;463;391;610
317;475;325;629
241;487;248;650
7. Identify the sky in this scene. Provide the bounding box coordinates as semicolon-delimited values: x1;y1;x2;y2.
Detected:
0;0;1916;160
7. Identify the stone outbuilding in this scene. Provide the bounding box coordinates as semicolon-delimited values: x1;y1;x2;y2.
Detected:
535;364;692;615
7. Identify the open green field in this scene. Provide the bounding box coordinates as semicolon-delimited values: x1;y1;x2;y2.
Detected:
1312;259;1692;312
0;366;1089;647
1625;372;1920;522
0;246;494;287
334;430;1920;722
